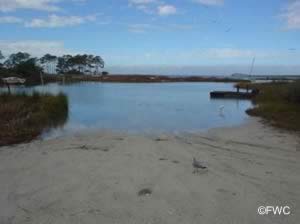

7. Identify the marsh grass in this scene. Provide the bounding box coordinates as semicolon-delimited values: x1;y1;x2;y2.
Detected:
241;81;300;131
0;92;68;146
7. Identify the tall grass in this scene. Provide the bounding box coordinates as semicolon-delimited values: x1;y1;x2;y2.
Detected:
244;81;300;131
0;92;68;146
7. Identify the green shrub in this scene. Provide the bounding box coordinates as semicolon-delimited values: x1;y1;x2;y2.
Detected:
0;92;68;146
245;81;300;131
285;81;300;103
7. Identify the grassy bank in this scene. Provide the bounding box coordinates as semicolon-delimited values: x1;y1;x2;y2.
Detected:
0;92;68;146
239;81;300;131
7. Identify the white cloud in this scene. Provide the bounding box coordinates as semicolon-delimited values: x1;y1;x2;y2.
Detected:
129;0;177;16
25;14;97;28
158;5;177;16
0;13;98;28
193;0;224;6
281;0;300;30
0;16;23;24
130;0;175;16
0;0;61;12
0;40;75;57
128;0;157;14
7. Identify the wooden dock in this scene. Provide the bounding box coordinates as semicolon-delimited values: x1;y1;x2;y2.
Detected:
210;91;255;99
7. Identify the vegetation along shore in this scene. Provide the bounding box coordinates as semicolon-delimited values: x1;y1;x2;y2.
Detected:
44;74;249;83
237;81;300;132
0;92;68;146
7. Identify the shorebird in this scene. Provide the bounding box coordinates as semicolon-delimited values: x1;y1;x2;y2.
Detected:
219;105;225;114
193;158;207;173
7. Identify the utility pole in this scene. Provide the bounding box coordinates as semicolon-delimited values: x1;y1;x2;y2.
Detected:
249;57;256;77
2;80;11;94
6;82;11;94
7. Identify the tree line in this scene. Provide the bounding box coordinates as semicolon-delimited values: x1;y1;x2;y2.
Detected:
0;50;105;83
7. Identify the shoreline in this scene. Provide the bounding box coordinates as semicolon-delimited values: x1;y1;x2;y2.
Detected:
43;74;249;84
40;117;255;141
0;118;299;223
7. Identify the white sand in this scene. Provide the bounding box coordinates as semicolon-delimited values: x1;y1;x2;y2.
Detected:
0;118;299;224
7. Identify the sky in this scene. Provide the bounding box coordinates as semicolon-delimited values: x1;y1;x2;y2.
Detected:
0;0;300;75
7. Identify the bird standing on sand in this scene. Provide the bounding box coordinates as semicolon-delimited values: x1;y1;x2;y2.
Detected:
193;158;207;173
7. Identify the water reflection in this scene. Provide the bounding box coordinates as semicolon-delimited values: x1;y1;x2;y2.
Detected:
4;82;253;136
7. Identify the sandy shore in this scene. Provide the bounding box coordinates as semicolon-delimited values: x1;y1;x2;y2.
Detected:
0;118;299;224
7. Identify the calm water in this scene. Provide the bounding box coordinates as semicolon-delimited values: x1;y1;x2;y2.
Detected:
8;82;252;136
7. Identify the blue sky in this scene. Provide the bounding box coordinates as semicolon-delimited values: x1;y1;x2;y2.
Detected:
0;0;300;75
